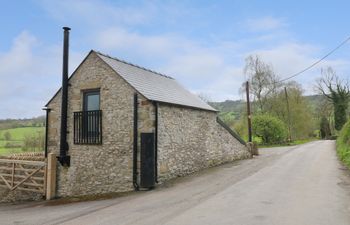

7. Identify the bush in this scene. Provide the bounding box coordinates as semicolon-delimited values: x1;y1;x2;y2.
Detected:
252;114;287;144
22;131;45;152
3;131;11;141
337;120;350;168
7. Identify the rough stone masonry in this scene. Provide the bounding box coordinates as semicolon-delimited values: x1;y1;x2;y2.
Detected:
44;51;251;198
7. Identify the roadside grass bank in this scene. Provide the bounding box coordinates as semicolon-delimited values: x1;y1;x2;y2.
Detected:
337;120;350;168
257;138;318;148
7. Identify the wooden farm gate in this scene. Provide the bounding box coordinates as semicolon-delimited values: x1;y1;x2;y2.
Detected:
0;159;46;195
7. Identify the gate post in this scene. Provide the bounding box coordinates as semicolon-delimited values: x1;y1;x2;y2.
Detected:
46;153;57;200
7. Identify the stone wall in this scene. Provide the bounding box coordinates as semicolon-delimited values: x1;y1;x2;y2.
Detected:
47;52;136;197
0;189;43;203
157;104;251;182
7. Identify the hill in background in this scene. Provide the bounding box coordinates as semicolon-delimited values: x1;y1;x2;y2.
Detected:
209;95;325;113
0;116;45;130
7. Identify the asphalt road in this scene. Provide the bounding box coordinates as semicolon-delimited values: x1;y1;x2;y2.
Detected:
1;140;350;225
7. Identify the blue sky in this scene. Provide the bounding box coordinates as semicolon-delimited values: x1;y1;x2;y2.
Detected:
1;0;350;119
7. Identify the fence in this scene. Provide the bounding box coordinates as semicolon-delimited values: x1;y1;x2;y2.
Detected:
0;159;46;194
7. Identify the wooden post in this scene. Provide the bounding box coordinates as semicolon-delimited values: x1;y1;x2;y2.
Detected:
11;162;15;187
284;87;292;142
46;153;57;200
246;81;253;142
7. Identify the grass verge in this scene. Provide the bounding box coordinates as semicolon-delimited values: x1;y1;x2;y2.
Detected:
336;120;350;168
258;138;318;148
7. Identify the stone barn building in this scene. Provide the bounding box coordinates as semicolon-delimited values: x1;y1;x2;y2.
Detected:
45;50;251;198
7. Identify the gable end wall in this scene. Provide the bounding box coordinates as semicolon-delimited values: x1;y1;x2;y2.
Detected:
47;52;138;197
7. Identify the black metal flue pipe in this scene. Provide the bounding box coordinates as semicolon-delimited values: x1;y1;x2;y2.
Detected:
43;108;51;158
58;27;71;166
133;93;139;190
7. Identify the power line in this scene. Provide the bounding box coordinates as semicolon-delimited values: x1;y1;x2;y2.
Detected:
276;36;350;84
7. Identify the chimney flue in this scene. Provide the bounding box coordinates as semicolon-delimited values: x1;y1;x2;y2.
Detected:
58;27;71;166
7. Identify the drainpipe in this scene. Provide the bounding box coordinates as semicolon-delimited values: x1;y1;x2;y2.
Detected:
133;93;139;190
58;27;71;167
153;101;158;183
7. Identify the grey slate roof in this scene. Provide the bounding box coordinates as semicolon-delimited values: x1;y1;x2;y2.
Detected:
96;51;217;112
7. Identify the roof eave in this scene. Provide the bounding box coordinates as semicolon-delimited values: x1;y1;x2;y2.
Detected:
153;100;218;112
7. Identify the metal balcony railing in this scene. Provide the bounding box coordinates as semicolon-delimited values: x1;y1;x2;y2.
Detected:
73;110;102;144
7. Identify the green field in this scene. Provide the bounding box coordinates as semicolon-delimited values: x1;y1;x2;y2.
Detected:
0;127;45;155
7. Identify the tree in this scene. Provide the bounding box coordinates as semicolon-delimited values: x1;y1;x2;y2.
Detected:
252;114;287;144
317;67;350;130
243;55;280;112
265;81;314;140
22;131;44;152
3;131;11;141
320;116;331;139
197;93;212;103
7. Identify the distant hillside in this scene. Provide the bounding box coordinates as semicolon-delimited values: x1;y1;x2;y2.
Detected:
210;95;326;113
0;116;45;130
209;100;245;113
304;95;327;111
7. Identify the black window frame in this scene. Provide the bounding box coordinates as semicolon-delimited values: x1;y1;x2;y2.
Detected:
73;89;102;145
83;89;100;111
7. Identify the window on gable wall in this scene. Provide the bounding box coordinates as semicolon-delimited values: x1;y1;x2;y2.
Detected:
84;90;100;111
74;89;102;144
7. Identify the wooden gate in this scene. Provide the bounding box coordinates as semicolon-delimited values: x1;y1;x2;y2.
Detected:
0;159;46;194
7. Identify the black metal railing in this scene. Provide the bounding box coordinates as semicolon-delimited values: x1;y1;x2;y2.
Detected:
73;110;102;144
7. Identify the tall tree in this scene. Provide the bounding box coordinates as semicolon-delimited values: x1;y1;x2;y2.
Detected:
267;81;314;140
243;55;279;112
317;67;350;130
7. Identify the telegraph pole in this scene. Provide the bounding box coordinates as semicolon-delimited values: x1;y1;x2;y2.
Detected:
246;81;252;142
284;87;292;142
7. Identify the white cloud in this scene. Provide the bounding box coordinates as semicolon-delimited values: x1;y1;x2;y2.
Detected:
245;16;287;32
0;31;37;76
0;31;83;119
95;27;189;57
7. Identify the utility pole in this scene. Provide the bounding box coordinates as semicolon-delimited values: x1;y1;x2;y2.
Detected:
246;81;252;142
284;87;292;142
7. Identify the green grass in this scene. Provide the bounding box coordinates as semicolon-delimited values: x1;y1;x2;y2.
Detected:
257;138;318;148
0;127;44;155
336;120;350;168
0;127;44;141
0;146;23;155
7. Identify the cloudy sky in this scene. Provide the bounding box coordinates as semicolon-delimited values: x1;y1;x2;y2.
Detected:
1;0;350;119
